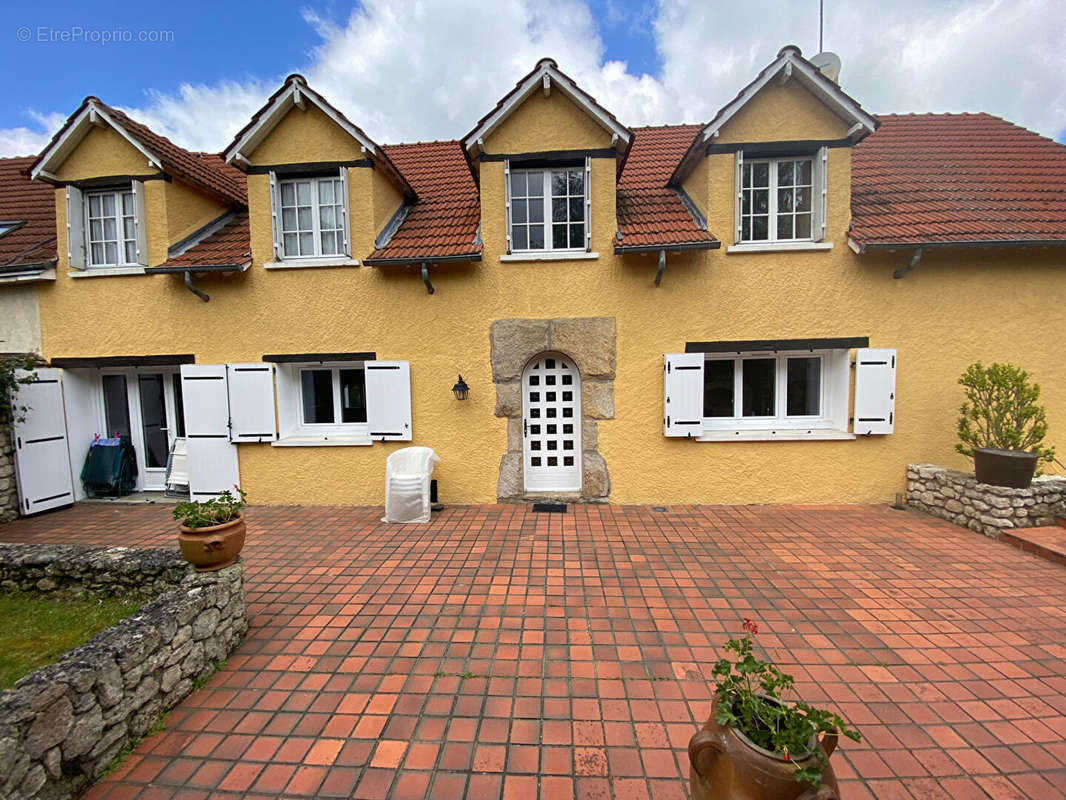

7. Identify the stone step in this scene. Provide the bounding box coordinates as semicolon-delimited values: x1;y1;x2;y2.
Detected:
999;527;1066;568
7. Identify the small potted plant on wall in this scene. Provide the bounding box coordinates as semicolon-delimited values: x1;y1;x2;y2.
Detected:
174;486;247;571
689;620;860;800
956;362;1055;489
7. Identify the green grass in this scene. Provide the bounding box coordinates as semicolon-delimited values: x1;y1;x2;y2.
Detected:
0;593;141;690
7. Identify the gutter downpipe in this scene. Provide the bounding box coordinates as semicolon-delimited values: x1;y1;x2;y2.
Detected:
184;270;209;302
421;262;435;295
893;247;922;280
654;249;666;287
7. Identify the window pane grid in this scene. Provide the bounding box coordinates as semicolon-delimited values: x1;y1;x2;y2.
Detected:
86;190;136;267
510;168;585;252
740;158;813;243
281;177;345;258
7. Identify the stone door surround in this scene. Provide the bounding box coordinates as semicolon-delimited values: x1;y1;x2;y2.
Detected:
491;318;615;503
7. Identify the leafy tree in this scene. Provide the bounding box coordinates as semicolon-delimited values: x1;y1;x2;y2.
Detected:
0;356;39;428
955;362;1054;462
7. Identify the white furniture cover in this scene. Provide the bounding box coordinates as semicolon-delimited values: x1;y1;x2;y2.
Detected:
383;446;440;523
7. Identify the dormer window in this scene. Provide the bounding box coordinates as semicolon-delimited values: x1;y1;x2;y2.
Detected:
740;158;813;243
86;188;138;267
507;162;589;253
279;176;346;258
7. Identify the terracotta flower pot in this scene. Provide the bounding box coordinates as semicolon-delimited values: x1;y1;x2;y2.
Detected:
689;696;841;800
178;515;246;572
973;447;1038;489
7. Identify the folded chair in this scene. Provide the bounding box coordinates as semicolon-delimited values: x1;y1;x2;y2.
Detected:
382;446;440;523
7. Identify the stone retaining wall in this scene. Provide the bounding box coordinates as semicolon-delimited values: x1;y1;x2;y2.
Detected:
907;463;1066;538
0;544;247;800
0;425;17;522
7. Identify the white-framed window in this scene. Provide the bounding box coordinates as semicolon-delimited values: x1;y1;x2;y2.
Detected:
279;176;345;258
299;366;367;427
701;349;848;432
740;157;814;243
509;166;586;252
85;188;137;267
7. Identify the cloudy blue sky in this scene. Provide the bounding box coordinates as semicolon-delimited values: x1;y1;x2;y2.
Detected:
2;0;1064;157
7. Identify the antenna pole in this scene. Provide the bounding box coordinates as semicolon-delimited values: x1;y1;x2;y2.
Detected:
819;0;824;52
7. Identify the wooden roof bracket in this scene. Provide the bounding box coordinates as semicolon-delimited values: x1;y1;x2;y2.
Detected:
893;247;922;279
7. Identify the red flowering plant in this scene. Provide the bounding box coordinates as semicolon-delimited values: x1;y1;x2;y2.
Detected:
711;619;861;787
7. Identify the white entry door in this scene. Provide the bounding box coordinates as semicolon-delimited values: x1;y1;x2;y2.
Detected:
100;369;184;491
522;354;582;492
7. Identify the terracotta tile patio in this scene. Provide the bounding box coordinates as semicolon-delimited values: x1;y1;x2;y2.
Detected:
3;502;1066;799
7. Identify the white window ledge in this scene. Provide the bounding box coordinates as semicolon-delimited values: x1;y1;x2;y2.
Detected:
271;434;373;447
726;242;834;254
697;429;856;442
68;266;147;278
264;257;360;270
500;251;599;262
0;268;56;284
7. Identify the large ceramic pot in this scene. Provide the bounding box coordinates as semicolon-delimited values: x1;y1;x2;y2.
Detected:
178;515;246;571
973;447;1038;489
689;697;840;800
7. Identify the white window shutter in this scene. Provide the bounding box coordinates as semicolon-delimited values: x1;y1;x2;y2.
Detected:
584;155;592;252
734;150;744;244
503;159;512;255
66;186;86;269
663;353;704;437
268;170;283;260
180;364;241;498
365;361;412;441
226;363;277;442
813;145;828;242
11;368;75;515
132;180;149;265
338;165;351;256
853;348;896;435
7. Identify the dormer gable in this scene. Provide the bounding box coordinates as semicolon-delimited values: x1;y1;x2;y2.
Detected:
223;75;414;201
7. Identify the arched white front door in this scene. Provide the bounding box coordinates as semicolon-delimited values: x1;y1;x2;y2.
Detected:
522;354;582;492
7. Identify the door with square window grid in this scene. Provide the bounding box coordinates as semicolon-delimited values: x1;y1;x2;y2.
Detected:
522;355;581;492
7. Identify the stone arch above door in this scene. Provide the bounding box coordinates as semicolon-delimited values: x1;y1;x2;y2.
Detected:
490;317;615;502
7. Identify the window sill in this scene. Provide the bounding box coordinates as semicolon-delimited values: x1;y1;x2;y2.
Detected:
696;428;856;442
0;267;56;284
500;251;599;262
68;266;147;278
264;257;360;270
271;434;373;447
726;242;833;254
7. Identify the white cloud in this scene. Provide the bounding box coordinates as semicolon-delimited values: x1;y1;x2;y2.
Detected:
1;0;1063;159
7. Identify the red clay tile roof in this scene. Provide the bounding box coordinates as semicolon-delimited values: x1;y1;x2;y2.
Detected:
364;141;481;264
0;156;57;271
851;113;1066;249
615;125;719;251
160;213;250;269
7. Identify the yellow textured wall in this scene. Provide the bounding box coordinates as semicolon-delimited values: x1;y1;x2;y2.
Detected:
53;126;157;181
34;80;1066;507
483;90;613;153
165;179;229;244
247;103;362;166
715;80;852;143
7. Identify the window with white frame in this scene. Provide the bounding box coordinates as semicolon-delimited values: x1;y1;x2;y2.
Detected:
298;365;367;428
740;157;813;243
702;350;847;431
85;188;137;267
279;176;345;258
509;166;586;251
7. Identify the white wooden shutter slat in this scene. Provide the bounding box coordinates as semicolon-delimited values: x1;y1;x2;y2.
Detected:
269;170;283;260
734;151;744;244
180;364;240;498
584;155;592;252
503;159;512;255
66;186;86;269
338;166;351;256
365;361;412;441
132;180;149;265
853;348;897;435
663;353;704;437
11;368;75;514
227;363;277;442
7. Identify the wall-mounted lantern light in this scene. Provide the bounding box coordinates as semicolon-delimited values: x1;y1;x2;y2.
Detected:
452;374;469;401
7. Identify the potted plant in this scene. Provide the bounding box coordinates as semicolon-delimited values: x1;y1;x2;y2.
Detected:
174;486;247;571
689;620;860;800
956;362;1054;489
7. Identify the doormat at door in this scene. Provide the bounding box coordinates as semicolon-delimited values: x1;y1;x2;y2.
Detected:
531;503;568;513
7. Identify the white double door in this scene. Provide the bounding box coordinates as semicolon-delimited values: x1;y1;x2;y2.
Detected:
522;354;582;493
98;369;184;491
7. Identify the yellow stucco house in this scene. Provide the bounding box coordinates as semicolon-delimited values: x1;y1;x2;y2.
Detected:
3;45;1065;513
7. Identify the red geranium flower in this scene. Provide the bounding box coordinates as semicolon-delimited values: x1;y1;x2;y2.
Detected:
742;618;759;635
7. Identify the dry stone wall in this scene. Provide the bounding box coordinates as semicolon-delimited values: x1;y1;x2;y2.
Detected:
906;463;1066;538
0;544;247;800
0;425;17;522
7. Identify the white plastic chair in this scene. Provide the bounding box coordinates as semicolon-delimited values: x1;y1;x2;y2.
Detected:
164;437;190;499
383;446;440;523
